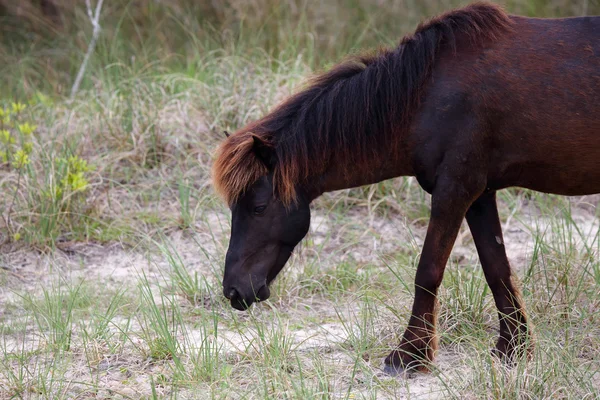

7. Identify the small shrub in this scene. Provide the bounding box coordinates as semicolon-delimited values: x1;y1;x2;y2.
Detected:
0;100;95;248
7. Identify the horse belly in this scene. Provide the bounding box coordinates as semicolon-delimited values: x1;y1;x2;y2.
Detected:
511;158;600;196
490;126;600;196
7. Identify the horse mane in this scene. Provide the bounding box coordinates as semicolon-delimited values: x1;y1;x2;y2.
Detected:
212;2;512;206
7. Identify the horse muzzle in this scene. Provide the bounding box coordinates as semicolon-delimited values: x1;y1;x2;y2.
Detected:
223;283;270;311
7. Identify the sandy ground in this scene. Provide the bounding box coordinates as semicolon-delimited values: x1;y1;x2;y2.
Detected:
1;194;598;398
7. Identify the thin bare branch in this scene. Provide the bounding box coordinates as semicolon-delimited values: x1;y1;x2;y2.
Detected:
70;0;104;99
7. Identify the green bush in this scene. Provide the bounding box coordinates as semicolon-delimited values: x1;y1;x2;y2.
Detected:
0;101;94;247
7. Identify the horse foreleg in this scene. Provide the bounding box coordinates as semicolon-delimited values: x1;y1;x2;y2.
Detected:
466;191;531;362
384;177;477;374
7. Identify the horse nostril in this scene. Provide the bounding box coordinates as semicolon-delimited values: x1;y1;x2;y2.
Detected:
224;287;239;300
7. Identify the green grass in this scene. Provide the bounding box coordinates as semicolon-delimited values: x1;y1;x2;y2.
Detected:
0;0;599;398
1;202;599;397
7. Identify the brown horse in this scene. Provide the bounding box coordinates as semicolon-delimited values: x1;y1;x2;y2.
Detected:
212;2;600;374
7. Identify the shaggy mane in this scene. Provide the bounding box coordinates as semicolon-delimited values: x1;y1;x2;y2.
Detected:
212;2;512;206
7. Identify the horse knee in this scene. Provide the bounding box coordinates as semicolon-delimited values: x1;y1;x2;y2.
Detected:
414;266;444;294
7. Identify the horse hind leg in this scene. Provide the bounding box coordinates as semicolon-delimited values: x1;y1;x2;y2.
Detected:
466;191;532;362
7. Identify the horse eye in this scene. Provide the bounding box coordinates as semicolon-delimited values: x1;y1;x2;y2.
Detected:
254;205;267;215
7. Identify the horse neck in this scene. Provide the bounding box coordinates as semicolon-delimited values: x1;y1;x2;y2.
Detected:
306;143;414;201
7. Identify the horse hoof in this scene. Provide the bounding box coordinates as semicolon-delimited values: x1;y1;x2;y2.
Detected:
383;363;407;377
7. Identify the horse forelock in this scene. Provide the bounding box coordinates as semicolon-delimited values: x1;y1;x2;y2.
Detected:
211;130;270;206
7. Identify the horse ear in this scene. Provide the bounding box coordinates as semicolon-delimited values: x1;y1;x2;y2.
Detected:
252;135;275;169
223;130;230;138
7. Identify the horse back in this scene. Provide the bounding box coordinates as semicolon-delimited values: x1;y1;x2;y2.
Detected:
418;14;600;196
